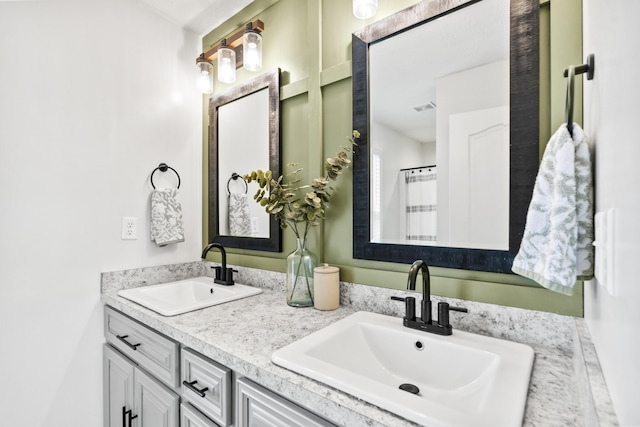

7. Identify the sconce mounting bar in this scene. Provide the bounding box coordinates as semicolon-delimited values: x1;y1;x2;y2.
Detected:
197;20;264;64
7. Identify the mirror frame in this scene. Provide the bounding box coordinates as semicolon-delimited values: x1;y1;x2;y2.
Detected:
208;68;282;252
352;0;539;273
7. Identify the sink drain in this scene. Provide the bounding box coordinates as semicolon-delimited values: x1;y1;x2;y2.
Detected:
399;383;420;395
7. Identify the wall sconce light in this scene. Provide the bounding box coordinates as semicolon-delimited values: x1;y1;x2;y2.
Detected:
196;54;214;94
196;20;264;89
217;39;236;84
243;22;262;72
353;0;378;19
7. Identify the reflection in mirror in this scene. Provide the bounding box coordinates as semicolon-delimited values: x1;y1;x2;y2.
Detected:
209;69;281;252
352;0;539;273
218;88;270;238
369;0;509;250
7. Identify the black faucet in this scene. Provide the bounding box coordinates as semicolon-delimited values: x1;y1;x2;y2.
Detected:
201;243;236;286
391;260;467;336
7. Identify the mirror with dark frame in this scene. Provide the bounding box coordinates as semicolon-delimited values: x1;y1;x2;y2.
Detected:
352;0;539;273
208;69;282;252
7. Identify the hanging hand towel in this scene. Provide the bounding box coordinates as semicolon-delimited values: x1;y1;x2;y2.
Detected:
228;193;252;237
512;123;593;295
150;188;185;246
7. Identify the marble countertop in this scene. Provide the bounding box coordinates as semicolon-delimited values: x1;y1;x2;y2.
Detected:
101;268;589;427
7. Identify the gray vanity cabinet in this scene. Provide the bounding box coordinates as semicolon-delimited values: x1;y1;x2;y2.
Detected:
236;377;335;427
103;305;335;427
104;344;180;427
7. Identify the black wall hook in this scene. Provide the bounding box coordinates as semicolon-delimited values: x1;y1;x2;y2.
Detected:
150;163;181;189
564;54;595;136
563;54;595;80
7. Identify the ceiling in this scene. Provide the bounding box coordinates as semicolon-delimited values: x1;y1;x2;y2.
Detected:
134;0;253;36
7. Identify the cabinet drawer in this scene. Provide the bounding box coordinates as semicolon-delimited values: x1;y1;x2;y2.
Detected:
104;305;179;389
181;403;220;427
236;377;335;427
181;348;232;427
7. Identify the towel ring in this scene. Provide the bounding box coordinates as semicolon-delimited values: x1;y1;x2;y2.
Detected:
150;163;181;189
227;173;248;195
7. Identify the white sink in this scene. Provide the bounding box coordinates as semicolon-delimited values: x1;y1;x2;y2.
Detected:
272;311;534;427
117;277;262;316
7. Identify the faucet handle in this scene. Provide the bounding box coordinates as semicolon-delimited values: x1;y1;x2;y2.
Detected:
210;265;222;280
391;296;416;321
224;267;236;285
437;302;468;327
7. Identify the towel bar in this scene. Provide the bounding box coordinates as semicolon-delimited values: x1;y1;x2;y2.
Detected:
150;163;181;189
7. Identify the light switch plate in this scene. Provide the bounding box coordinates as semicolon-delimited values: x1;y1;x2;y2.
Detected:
593;209;615;296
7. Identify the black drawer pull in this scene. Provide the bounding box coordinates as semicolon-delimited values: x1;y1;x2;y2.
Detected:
183;380;208;397
116;334;141;351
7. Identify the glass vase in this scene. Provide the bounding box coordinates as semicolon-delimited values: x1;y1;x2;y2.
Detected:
286;237;318;307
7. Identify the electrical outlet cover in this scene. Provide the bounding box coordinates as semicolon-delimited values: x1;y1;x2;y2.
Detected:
121;217;138;240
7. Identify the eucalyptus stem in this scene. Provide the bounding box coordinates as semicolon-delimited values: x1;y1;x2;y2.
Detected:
244;131;359;307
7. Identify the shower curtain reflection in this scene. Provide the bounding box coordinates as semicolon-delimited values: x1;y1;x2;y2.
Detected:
404;168;437;244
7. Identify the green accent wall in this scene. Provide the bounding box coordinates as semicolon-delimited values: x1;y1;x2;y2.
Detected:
202;0;584;316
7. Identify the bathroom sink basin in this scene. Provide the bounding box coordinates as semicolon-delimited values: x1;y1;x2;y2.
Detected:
117;277;262;316
272;311;534;427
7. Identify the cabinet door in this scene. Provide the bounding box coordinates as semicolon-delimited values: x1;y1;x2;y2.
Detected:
104;344;135;427
133;367;179;427
236;377;335;427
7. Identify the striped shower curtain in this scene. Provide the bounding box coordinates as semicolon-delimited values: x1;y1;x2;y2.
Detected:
405;168;437;242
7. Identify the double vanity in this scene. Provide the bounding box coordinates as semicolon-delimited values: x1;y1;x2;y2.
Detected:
101;261;616;426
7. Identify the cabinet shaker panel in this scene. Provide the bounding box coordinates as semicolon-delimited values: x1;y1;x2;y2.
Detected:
103;345;135;427
181;402;221;427
134;367;179;427
181;348;232;426
236;377;335;427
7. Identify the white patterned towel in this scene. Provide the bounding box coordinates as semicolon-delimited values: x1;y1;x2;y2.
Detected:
512;123;593;295
150;188;185;246
228;193;252;237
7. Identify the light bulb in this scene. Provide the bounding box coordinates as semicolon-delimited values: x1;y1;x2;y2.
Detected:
196;59;213;94
353;0;378;19
218;44;236;84
243;29;262;72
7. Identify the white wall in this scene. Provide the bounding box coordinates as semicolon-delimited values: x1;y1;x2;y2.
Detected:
583;1;640;425
0;1;201;425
